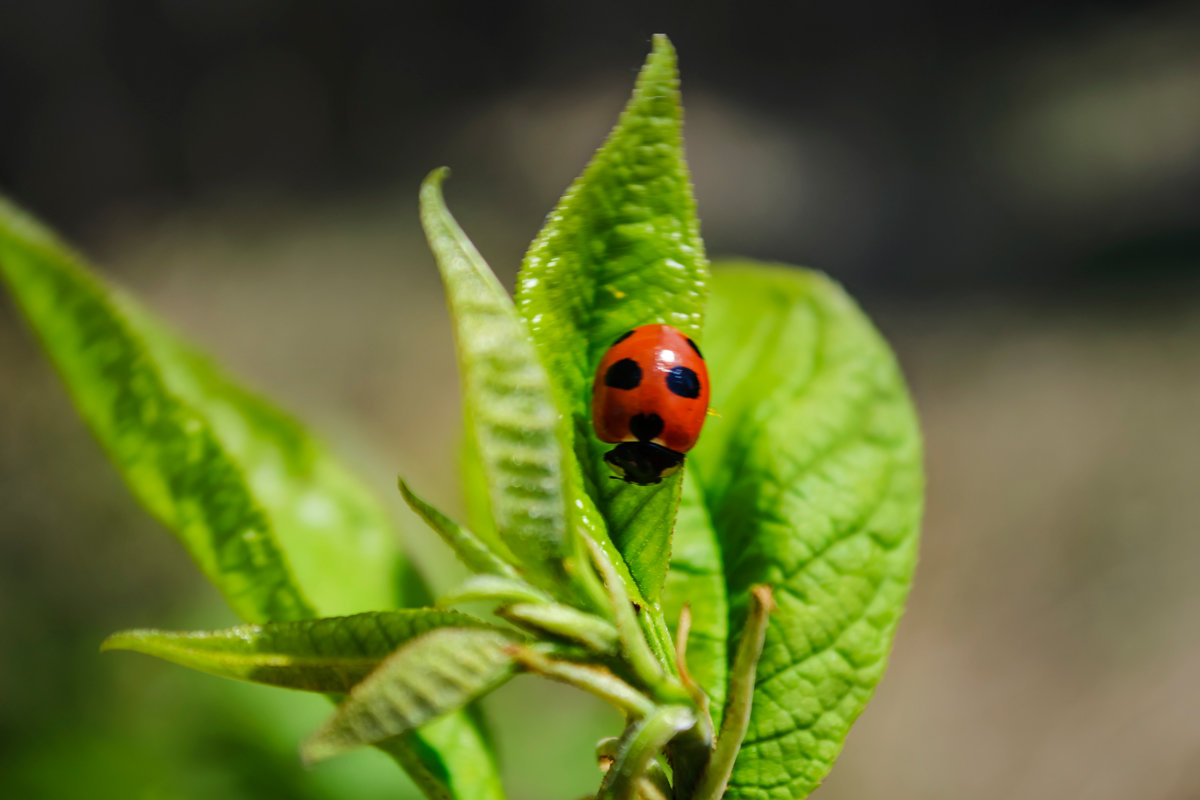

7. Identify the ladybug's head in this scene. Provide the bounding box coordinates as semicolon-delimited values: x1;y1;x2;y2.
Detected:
603;442;685;486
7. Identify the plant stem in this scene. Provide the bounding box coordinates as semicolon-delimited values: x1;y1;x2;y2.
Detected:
690;585;775;800
510;646;657;718
597;705;696;800
583;537;671;691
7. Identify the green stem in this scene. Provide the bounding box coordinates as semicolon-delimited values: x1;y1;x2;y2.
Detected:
498;602;618;653
583;537;672;692
511;646;657;718
597;705;696;800
690;585;775;800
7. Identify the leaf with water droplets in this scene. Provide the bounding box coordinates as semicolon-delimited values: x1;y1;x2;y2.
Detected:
514;35;708;606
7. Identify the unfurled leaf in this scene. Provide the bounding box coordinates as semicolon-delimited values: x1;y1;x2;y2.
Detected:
515;34;708;604
101;609;498;692
693;262;923;800
0;198;504;800
419;169;570;590
302;628;519;764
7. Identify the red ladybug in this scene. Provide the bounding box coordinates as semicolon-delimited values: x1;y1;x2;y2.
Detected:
592;324;710;485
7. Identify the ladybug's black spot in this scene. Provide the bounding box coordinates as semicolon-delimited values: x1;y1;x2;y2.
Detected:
629;413;664;442
612;330;635;346
604;358;642;390
685;337;703;359
666;366;701;398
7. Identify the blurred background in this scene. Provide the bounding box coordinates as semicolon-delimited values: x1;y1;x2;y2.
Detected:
1;2;1198;798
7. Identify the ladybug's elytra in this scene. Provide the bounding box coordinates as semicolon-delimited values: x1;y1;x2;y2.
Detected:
591;324;710;485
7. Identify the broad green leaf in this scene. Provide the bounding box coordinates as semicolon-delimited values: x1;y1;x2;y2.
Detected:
419;169;569;590
302;628;519;763
0;198;504;800
515;34;708;604
101;609;498;692
693;262;923;800
662;472;727;728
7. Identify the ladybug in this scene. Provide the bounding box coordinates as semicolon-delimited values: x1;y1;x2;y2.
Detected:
592;324;710;485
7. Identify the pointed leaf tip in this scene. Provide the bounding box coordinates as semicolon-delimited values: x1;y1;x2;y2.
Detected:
419;158;573;591
514;28;705;612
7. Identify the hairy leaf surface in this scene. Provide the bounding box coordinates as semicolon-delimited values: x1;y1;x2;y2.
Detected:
302;628;519;763
515;34;708;604
102;609;498;692
693;262;923;799
420;169;570;589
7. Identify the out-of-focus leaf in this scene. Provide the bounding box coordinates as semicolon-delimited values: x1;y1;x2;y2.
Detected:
514;34;708;605
0;197;505;800
0;197;311;622
693;262;923;800
101;609;498;692
302;628;519;764
116;299;429;614
419;169;571;592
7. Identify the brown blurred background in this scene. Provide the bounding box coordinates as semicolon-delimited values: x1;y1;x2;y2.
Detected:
2;2;1199;798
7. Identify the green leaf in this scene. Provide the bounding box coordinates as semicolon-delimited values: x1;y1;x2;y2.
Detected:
0;197;505;800
117;300;429;615
662;472;727;727
0;197;311;623
693;262;923;800
101;609;499;692
302;628;519;764
514;34;708;604
400;478;519;579
419;168;571;591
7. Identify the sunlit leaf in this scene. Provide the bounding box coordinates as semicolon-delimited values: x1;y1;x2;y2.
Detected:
419;169;571;592
515;34;708;604
693;262;923;799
